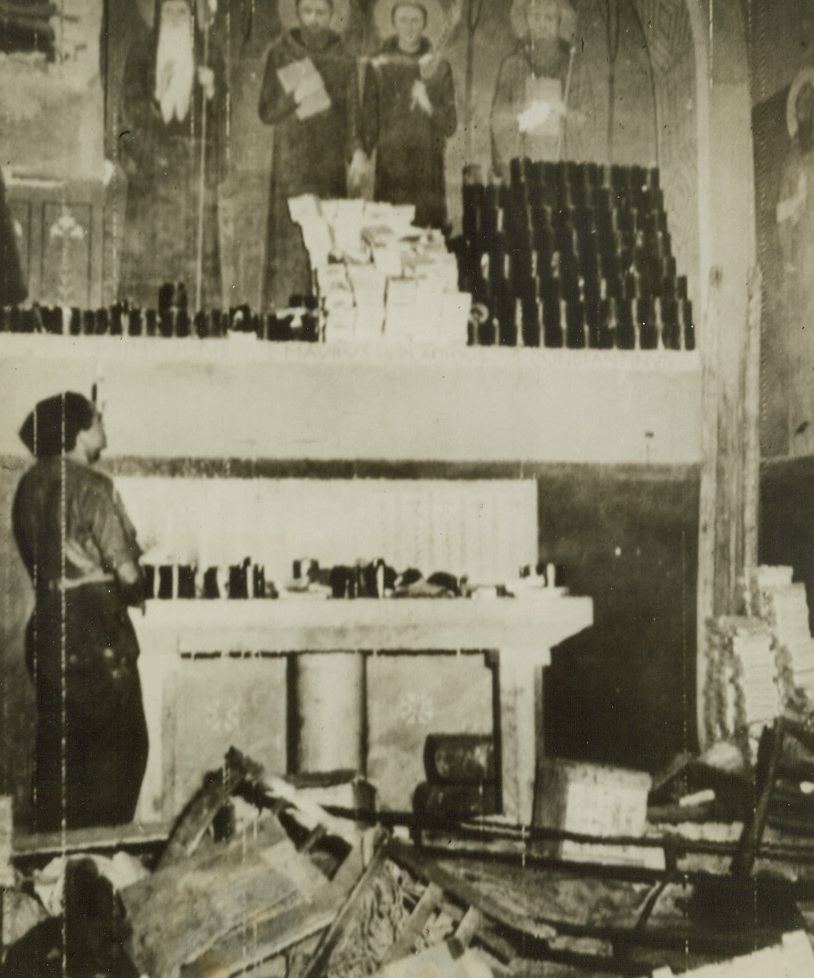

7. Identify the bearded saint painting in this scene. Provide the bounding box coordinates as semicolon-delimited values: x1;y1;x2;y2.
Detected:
119;0;227;309
490;0;575;176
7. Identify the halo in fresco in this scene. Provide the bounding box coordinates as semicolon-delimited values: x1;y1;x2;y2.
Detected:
373;0;456;51
787;66;814;138
509;0;576;43
278;0;353;32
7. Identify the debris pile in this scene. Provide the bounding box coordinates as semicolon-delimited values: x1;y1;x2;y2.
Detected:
3;740;814;978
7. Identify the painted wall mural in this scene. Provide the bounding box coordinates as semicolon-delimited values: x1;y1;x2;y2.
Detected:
96;0;682;310
0;0;703;310
755;71;814;459
0;0;104;178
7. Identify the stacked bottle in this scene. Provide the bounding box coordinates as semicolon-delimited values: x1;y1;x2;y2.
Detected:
461;159;695;351
0;303;324;341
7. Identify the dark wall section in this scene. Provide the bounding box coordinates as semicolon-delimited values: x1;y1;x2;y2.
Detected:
0;458;699;823
760;457;814;632
541;466;699;772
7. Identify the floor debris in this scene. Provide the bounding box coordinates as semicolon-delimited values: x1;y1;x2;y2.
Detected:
3;740;814;978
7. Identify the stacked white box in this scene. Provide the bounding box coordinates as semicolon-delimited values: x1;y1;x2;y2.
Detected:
731;629;780;727
754;567;814;699
289;196;471;345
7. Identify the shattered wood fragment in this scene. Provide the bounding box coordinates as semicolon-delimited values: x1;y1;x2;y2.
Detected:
123;822;337;978
380;881;445;965
181;881;344;978
386;839;557;942
455;907;483;948
389;841;799;960
731;719;784;878
159;747;262;869
298;833;394;978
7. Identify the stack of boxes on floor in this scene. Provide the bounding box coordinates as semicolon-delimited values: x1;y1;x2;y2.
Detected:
288;195;471;344
705;566;814;763
754;565;814;699
460;159;695;350
533;758;661;869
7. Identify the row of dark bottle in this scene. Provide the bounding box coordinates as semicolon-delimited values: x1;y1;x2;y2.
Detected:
142;561;270;600
468;295;694;351
469;180;667;219
0;302;320;342
460;158;694;349
478;247;686;303
507;157;661;195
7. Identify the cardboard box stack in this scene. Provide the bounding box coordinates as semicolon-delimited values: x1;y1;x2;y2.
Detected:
753;565;814;701
704;616;778;762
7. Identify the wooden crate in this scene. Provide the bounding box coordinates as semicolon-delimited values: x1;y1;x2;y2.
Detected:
533;759;658;867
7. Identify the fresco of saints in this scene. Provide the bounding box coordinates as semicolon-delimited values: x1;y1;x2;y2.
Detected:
490;0;575;176
0;167;26;306
119;0;227;310
259;0;367;308
777;69;814;326
363;0;458;230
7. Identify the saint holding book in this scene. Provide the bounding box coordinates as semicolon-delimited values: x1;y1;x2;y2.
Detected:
259;0;367;307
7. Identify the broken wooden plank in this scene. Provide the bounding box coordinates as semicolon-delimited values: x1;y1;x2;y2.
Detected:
297;831;392;978
388;841;795;959
180;880;342;978
159;748;261;869
455;907;483;948
380;882;445;965
731;719;784;877
386;839;556;942
124;822;334;978
12;822;170;862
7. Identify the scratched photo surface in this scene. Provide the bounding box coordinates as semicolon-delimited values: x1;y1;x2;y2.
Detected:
0;1;810;975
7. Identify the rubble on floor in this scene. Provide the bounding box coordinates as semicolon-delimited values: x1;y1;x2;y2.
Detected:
3;736;814;978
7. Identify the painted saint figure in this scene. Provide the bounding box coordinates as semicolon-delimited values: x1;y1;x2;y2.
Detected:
259;0;366;308
362;0;457;230
0;166;26;306
777;67;814;449
119;0;227;309
778;70;814;316
490;0;573;176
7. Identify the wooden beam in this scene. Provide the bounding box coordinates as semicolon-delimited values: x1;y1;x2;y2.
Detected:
380;882;445;965
742;266;763;609
697;267;724;751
